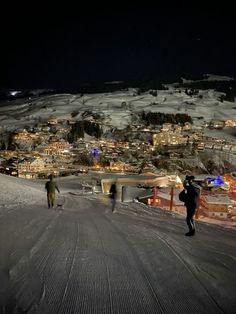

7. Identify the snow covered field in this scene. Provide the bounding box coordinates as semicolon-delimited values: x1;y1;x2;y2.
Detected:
0;174;236;313
1;80;236;135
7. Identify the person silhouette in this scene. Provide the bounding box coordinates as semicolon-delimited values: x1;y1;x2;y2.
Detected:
45;174;60;209
109;183;117;212
183;175;201;236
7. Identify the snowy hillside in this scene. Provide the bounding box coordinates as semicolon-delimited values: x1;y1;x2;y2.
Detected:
0;174;45;208
0;76;236;132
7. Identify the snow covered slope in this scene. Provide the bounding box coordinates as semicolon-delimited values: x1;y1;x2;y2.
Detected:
0;174;236;312
0;80;236;131
0;174;45;208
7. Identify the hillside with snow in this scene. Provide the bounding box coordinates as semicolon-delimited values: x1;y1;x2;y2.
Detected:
0;75;236;135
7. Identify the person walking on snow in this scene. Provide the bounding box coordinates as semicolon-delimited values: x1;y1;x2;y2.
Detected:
183;175;201;236
45;174;60;209
109;183;117;212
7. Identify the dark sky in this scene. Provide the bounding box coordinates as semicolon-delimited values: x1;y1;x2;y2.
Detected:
2;3;236;89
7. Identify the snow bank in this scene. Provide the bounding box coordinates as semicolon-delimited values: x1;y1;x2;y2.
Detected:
0;174;45;208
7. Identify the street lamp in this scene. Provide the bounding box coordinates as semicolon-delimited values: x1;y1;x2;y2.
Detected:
169;175;182;211
170;184;175;211
153;186;158;205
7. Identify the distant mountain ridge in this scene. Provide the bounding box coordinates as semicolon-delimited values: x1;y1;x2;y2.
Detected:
1;74;235;101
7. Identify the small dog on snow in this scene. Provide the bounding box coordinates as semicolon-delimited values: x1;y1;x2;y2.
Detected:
56;204;64;210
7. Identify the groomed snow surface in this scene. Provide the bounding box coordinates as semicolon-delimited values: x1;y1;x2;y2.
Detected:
0;174;236;313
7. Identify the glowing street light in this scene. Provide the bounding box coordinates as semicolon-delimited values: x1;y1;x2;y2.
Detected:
169;174;182;211
90;148;100;158
9;91;21;96
214;175;224;186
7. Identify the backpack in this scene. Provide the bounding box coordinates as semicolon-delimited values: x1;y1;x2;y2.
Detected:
179;190;186;202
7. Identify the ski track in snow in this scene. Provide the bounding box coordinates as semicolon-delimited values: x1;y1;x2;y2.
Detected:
0;176;236;313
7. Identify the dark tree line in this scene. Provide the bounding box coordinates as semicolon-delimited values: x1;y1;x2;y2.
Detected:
0;132;14;150
179;80;236;102
68;120;103;142
139;111;192;125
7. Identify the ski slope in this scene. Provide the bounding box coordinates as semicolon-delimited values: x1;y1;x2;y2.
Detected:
0;174;235;313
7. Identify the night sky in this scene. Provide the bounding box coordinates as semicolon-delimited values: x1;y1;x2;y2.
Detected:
1;3;236;90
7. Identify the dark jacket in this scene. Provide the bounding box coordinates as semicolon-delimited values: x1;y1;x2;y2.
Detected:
184;181;201;210
109;184;117;199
